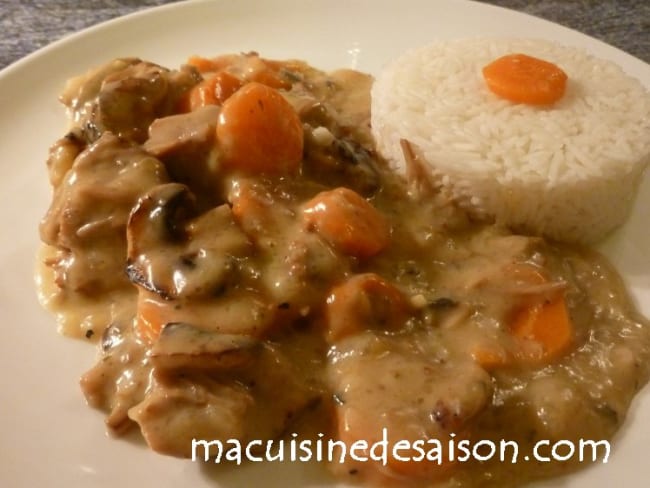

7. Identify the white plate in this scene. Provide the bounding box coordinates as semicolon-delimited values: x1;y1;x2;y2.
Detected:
1;0;648;487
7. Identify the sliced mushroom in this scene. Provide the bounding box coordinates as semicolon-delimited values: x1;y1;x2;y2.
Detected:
127;183;195;256
126;183;196;298
126;183;251;300
150;322;261;371
101;322;124;352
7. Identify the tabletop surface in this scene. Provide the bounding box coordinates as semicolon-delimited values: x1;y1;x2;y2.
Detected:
0;0;648;71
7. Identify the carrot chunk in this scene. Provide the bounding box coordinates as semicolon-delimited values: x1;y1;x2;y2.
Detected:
187;53;290;89
212;72;245;104
325;273;410;343
335;406;455;481
468;263;574;369
229;180;270;224
482;53;568;105
237;54;291;89
302;188;390;258
471;344;511;370
511;294;573;363
135;292;167;343
216;82;303;174
228;179;284;241
184;71;244;111
187;54;237;73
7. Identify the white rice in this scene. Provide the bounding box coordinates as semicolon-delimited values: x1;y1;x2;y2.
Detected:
371;38;650;243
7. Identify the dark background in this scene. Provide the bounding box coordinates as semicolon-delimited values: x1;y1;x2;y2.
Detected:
1;0;648;70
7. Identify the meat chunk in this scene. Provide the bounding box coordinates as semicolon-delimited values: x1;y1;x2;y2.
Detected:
144;105;221;197
129;376;253;457
40;133;169;295
80;322;150;434
45;132;86;188
62;59;201;143
129;344;320;457
307;136;382;196
328;332;493;483
60;58;140;112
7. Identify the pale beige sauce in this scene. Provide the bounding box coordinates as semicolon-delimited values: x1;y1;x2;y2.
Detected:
36;244;136;339
36;53;650;487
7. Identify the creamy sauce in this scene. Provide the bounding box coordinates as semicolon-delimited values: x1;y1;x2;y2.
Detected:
36;244;136;339
36;52;650;487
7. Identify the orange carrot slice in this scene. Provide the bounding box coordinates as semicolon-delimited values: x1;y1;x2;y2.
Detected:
482;53;568;105
468;262;574;368
335;404;457;481
229;180;269;224
187;54;237;73
184;71;244;111
325;273;410;343
134;292;167;343
302;188;390;258
216;82;303;174
212;72;245;104
510;294;573;363
471;344;511;370
187;54;290;89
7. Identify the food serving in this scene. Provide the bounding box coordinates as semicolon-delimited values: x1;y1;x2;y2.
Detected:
36;43;650;487
372;38;650;243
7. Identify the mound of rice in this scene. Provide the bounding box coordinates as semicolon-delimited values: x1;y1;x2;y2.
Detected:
371;38;650;243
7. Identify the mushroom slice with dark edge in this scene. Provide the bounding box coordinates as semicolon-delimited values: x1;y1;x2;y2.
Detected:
101;321;124;352
150;322;261;371
126;183;196;299
127;183;195;255
126;182;252;300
